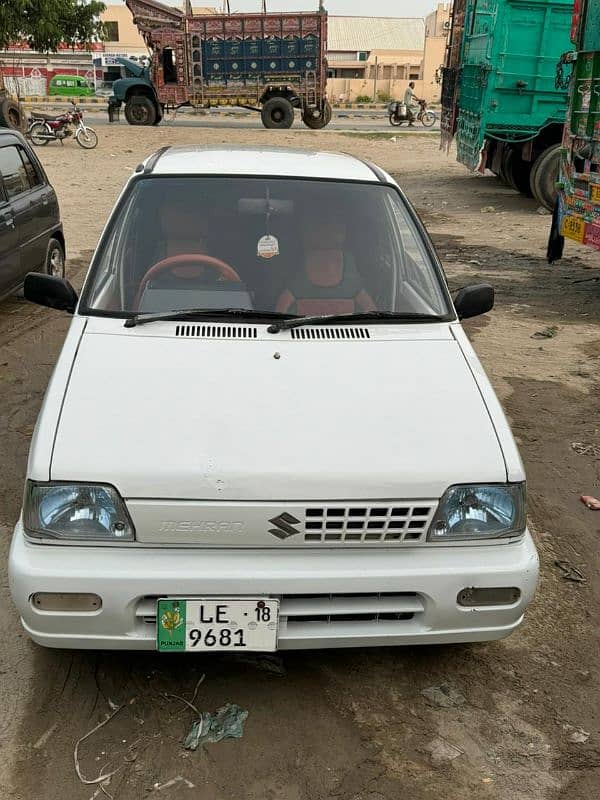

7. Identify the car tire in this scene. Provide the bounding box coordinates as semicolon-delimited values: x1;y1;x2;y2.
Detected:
529;144;561;210
46;238;65;278
0;98;24;131
261;97;295;129
124;96;157;126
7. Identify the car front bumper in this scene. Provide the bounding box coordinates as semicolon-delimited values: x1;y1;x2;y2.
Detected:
9;521;539;650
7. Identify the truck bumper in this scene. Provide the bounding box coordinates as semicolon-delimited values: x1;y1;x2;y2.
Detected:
9;520;539;650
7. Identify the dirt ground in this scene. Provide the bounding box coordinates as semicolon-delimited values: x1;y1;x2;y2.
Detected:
0;125;599;800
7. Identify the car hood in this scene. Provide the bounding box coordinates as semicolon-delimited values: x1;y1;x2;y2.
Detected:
50;323;507;500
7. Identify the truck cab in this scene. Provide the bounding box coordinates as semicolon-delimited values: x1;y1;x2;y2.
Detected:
108;57;163;125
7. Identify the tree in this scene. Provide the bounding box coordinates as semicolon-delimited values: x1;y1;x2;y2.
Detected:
0;0;106;53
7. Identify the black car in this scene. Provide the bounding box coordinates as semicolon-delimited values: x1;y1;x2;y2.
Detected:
0;127;64;301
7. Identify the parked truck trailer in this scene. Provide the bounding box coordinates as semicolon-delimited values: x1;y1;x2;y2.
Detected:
441;0;574;210
108;0;331;130
547;0;600;259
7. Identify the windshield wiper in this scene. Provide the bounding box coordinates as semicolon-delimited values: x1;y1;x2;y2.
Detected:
124;308;294;328
267;311;447;333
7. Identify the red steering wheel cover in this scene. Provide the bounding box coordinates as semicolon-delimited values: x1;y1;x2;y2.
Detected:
134;254;242;309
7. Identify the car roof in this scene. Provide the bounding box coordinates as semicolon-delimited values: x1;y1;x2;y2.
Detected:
147;145;383;182
0;127;28;146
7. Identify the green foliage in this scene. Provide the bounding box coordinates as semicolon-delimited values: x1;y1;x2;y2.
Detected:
376;90;392;103
0;0;106;52
355;94;372;103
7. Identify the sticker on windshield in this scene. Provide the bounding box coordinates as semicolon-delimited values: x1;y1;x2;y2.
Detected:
257;234;279;259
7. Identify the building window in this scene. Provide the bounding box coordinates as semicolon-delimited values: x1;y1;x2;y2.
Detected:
103;21;119;42
409;70;420;80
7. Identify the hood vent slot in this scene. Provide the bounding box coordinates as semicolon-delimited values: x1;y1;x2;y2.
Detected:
175;324;258;339
290;327;370;340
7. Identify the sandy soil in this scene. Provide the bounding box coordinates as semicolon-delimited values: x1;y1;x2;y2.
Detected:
0;124;599;800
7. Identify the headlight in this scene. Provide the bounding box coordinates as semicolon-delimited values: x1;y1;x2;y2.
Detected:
23;481;135;542
428;484;526;542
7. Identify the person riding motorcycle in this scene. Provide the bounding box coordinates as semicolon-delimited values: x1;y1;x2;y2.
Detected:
403;81;422;126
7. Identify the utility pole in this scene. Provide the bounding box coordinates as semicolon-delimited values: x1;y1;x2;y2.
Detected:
372;55;378;101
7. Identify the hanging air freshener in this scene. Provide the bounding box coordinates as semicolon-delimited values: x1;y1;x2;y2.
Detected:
257;234;280;259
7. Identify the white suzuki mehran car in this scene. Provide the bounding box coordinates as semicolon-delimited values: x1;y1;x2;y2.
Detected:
10;146;539;651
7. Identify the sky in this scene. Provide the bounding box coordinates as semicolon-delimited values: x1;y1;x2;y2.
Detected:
105;0;441;18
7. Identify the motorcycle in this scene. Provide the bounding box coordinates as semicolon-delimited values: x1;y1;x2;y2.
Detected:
388;98;436;128
27;103;98;149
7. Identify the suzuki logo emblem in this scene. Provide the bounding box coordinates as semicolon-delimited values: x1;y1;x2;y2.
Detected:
268;512;301;540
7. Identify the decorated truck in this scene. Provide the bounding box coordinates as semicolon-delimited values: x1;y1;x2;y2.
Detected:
108;0;331;129
547;0;600;259
441;0;574;210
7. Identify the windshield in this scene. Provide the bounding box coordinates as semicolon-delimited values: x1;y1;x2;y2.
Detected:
82;176;452;319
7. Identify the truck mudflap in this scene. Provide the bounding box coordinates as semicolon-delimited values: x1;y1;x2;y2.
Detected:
455;64;490;171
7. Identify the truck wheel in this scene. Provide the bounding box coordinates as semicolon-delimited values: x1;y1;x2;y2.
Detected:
0;98;23;131
529;144;561;210
509;155;533;197
124;96;157;126
502;149;519;191
261;98;294;129
302;101;332;130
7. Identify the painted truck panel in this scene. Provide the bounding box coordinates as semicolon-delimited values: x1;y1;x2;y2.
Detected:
122;0;327;110
549;0;600;258
442;0;573;170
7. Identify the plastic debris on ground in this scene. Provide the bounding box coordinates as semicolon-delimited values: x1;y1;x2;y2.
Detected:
572;443;600;458
425;737;463;763
183;703;248;750
531;326;558;339
554;559;586;583
581;495;600;510
421;683;466;708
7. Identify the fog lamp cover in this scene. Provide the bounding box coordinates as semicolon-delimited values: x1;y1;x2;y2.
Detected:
457;587;521;607
31;592;102;612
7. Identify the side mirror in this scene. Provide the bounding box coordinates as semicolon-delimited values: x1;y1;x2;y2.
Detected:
24;272;78;313
454;283;494;320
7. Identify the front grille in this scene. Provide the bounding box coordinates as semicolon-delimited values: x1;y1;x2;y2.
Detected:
290;327;370;340
175;324;258;339
136;592;425;633
302;503;435;543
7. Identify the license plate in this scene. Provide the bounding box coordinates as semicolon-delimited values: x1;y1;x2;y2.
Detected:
561;214;586;243
156;598;279;652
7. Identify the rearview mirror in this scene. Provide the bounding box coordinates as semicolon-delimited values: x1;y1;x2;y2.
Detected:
238;198;293;215
24;272;78;313
454;283;494;320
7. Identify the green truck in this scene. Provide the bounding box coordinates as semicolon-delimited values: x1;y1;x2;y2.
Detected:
548;0;600;259
441;0;574;210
